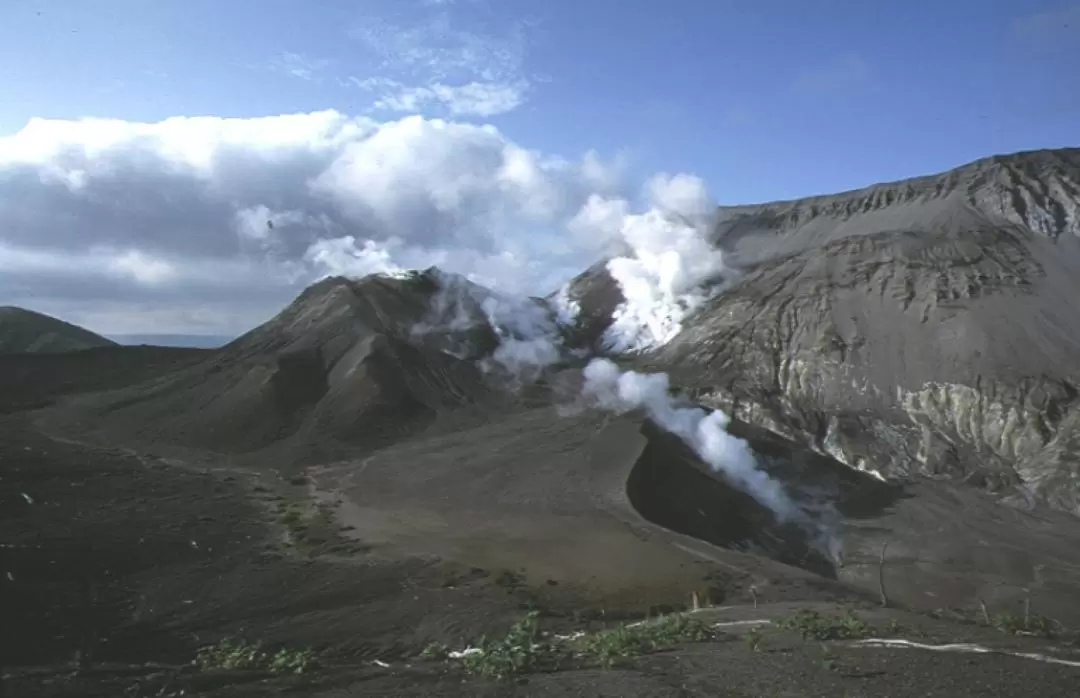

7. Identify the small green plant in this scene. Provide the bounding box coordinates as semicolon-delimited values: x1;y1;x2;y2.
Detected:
268;647;318;675
992;612;1057;637
459;611;564;679
275;498;362;556
420;641;450;661
579;624;654;668
744;625;763;652
772;609;869;641
443;611;718;679
820;644;839;672
195;638;317;675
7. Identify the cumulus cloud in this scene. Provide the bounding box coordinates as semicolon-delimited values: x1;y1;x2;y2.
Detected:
0;110;636;335
0;108;733;347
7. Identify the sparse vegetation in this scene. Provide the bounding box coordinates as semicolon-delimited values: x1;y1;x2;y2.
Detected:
991;611;1058;637
275;498;366;556
820;643;839;672
419;641;451;661
195;638;317;675
458;611;564;679
744;625;763;652
772;609;870;641
493;569;525;591
578;613;716;668
426;610;719;679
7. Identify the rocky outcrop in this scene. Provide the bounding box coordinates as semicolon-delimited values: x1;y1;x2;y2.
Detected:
625;148;1080;513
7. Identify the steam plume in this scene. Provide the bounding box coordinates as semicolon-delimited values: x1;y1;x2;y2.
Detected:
581;357;800;523
410;269;575;385
598;174;733;352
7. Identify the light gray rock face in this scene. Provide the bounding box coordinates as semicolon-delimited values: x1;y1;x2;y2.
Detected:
578;148;1080;513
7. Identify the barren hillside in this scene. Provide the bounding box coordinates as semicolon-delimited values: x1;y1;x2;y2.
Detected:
0;306;117;354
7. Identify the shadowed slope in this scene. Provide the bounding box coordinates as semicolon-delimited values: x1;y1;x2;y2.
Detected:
0;346;206;413
0;306;117;354
53;271;507;465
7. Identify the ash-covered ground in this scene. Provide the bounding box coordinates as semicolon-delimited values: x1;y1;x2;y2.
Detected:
5;148;1080;697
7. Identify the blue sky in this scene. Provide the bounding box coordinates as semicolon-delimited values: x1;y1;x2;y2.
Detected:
2;0;1077;203
0;0;1077;336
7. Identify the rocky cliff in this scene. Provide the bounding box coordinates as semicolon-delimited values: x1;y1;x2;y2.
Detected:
586;148;1080;513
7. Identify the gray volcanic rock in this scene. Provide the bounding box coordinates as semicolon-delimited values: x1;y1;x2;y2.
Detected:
629;148;1080;513
0;306;117;354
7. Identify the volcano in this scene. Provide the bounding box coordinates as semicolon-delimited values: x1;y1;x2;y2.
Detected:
7;148;1080;697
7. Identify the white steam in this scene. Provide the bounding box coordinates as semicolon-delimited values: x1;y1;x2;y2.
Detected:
581;358;800;523
410;270;575;384
590;174;733;353
480;294;565;381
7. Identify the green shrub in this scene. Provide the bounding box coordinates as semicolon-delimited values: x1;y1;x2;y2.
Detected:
578;613;716;667
419;641;450;661
433;611;719;678
195;638;317;675
459;611;564;679
992;612;1057;637
772;609;869;641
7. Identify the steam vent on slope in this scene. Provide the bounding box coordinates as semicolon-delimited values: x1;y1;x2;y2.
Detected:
11;148;1080;697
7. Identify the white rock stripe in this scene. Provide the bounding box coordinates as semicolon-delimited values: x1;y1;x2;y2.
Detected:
853;638;1080;669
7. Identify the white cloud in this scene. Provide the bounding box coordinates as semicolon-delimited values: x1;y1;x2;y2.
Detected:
0;111;631;334
303;236;409;278
646;172;714;219
349;13;526;84
0;110;727;342
373;80;528;117
567;194;629;249
107;250;178;285
272;52;333;82
340;6;536;118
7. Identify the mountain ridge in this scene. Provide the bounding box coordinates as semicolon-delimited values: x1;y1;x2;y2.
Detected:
716;148;1079;219
0;306;117;354
630;146;1080;514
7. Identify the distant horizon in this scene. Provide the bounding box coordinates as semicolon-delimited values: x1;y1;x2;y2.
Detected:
108;333;236;348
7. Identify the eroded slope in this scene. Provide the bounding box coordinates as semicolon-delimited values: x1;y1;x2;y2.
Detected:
616;148;1080;512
